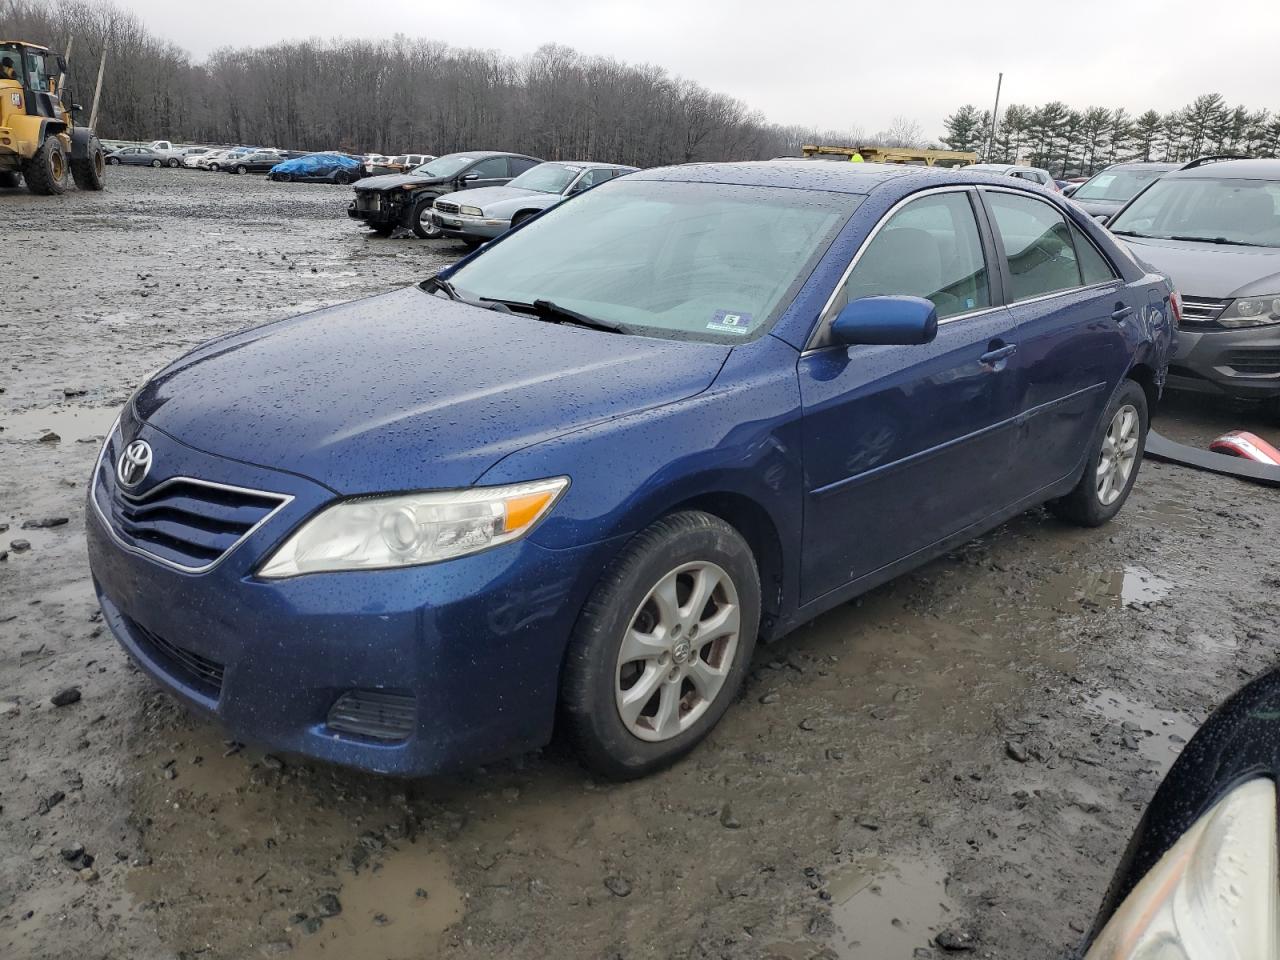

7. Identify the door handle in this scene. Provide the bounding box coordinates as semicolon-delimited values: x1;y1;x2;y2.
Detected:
1111;304;1135;321
980;343;1018;364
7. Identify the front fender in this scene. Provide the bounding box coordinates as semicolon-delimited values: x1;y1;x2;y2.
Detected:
70;125;94;159
476;335;806;627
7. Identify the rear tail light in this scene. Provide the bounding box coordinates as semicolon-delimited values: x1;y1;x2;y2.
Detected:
1169;290;1183;328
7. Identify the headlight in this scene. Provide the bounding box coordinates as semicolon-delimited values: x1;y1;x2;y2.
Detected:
258;477;569;578
1084;778;1279;959
460;205;483;217
1218;295;1280;328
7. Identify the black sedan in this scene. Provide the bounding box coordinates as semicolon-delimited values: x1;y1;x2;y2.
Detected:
348;151;542;238
1068;161;1181;220
223;150;285;175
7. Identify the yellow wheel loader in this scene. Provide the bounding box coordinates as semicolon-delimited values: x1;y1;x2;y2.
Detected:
0;40;105;195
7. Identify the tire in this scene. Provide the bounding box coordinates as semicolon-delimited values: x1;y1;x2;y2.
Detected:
208;163;220;172
369;223;395;237
562;511;761;779
167;157;180;168
1049;380;1148;527
70;137;106;191
106;156;119;165
511;210;535;229
1262;397;1280;424
410;197;442;238
277;173;291;183
235;165;247;175
23;136;69;195
150;159;162;168
0;170;20;189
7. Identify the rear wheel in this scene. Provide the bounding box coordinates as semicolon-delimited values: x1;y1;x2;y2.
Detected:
562;511;760;779
23;137;68;195
167;157;180;168
71;137;106;191
411;197;442;238
106;156;120;165
1049;380;1148;527
235;164;247;175
208;162;220;171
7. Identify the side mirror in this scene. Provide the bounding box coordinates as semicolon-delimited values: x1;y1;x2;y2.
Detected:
72;103;83;112
1094;214;1111;225
831;296;938;347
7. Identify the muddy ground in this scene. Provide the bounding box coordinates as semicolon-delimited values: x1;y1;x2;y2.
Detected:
2;167;1278;960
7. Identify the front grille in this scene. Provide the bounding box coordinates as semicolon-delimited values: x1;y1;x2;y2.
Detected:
1180;296;1230;326
93;436;289;572
355;191;382;211
128;616;225;697
1224;350;1280;375
327;690;416;742
433;200;460;215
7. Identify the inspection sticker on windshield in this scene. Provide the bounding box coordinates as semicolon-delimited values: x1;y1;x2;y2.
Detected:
707;310;753;334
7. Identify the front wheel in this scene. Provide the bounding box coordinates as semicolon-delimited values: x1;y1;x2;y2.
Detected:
1049;380;1148;527
562;511;760;779
23;136;68;194
235;165;247;175
107;156;120;165
410;197;442;238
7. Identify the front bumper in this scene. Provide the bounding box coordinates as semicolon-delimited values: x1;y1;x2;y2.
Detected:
432;210;510;240
348;193;408;228
87;418;618;776
1167;325;1280;400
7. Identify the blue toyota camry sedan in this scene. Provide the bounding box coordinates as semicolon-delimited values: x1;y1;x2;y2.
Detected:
88;162;1176;779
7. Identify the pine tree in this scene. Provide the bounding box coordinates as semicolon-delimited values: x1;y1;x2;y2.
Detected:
941;105;984;153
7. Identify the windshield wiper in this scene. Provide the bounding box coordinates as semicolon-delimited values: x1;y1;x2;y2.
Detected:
1109;229;1146;237
421;275;461;299
1168;235;1267;247
480;297;629;334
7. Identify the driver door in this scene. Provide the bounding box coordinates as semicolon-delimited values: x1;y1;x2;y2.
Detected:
797;188;1028;602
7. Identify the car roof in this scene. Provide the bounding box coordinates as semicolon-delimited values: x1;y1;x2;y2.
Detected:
632;160;1040;196
438;150;537;160
547;161;637;170
1162;158;1280;180
1101;161;1181;172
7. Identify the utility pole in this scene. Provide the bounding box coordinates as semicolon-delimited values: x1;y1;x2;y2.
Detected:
88;46;106;130
984;72;1003;161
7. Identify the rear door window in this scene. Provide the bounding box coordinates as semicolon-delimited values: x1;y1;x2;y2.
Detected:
840;190;991;319
1070;224;1118;285
469;157;508;179
508;157;540;176
985;192;1082;301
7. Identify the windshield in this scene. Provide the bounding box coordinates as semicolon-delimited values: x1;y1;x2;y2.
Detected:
1074;169;1169;202
411;154;475;178
447;179;861;342
508;163;581;194
1110;177;1280;247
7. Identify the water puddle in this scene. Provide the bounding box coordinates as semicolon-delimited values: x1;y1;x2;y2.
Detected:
1085;688;1198;766
289;841;464;959
1037;564;1172;612
0;405;117;443
768;854;955;958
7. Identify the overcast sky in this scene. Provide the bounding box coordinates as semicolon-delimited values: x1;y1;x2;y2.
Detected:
128;0;1278;137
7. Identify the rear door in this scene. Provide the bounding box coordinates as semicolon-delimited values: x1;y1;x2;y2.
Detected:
797;187;1028;602
979;188;1133;491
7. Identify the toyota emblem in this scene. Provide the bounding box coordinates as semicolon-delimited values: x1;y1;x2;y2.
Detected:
116;439;153;488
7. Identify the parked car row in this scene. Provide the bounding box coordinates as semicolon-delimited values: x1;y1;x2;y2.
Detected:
346;150;637;243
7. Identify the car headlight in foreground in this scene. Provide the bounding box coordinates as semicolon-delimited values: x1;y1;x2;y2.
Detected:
459;205;484;217
1218;295;1280;328
258;477;569;577
1085;777;1279;959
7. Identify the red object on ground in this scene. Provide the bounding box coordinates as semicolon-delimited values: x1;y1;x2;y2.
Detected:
1209;431;1280;465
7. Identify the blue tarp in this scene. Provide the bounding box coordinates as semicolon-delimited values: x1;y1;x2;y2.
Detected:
270;153;362;177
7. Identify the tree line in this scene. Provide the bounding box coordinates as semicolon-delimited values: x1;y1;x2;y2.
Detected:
0;0;886;166
943;95;1280;177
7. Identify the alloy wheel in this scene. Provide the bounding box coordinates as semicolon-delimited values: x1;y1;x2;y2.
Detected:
1097;403;1139;506
614;561;741;742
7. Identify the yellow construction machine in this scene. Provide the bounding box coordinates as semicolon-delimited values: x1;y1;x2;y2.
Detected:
0;39;105;194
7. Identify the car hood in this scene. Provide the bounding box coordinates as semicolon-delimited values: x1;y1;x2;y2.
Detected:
134;286;730;495
353;173;442;191
438;185;545;211
1072;197;1124;219
1116;236;1280;298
